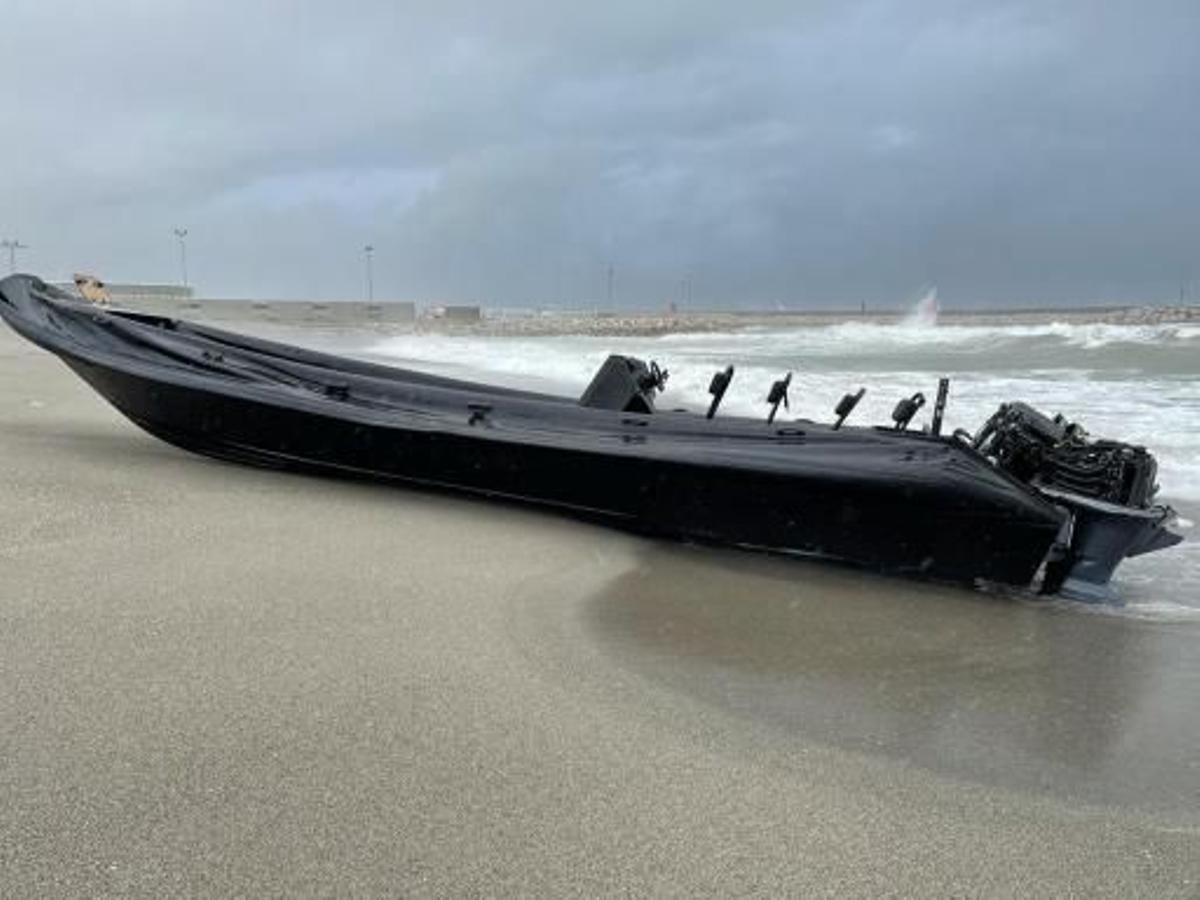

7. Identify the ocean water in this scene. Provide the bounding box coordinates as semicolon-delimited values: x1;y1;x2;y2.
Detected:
344;317;1198;615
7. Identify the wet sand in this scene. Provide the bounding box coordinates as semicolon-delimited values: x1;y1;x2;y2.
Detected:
1;326;1198;897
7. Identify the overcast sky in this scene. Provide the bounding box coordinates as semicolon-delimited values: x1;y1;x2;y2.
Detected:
1;1;1197;307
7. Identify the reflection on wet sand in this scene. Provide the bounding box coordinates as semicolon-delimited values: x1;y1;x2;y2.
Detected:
586;544;1200;816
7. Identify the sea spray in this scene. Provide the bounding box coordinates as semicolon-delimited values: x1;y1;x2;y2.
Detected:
900;286;939;328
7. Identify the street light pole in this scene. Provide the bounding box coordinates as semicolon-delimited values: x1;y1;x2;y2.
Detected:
363;245;375;300
1;239;29;274
173;228;189;287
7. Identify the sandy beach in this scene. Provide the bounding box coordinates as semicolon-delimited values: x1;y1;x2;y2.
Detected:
2;324;1198;897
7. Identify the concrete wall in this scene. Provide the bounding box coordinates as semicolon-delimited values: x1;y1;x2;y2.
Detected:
52;282;195;305
108;296;417;326
439;305;482;323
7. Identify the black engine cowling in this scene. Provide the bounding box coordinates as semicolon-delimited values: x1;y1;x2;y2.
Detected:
972;402;1159;508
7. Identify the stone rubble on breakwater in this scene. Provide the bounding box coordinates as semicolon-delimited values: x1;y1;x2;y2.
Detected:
93;290;1200;337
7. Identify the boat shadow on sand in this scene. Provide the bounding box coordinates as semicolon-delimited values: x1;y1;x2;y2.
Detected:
583;542;1200;819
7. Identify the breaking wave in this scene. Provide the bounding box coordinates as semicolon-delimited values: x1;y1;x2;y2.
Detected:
653;321;1200;373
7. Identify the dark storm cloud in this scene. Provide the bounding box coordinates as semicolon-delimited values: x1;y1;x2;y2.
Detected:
1;0;1196;305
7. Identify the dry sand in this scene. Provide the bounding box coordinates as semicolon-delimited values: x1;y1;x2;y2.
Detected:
1;325;1198;897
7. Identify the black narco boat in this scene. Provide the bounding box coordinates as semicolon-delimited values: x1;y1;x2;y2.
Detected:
0;274;1182;602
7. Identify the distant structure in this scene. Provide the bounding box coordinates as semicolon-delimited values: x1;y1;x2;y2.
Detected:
434;304;482;324
173;228;189;287
363;245;375;301
51;280;194;305
49;280;422;325
72;273;111;306
1;238;29;273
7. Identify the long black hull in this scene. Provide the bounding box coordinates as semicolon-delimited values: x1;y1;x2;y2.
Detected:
2;275;1068;588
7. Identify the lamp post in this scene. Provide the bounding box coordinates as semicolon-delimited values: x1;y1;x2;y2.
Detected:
173;228;189;287
1;239;29;274
363;244;375;300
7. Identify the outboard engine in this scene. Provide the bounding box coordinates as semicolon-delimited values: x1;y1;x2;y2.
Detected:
972;402;1181;601
973;403;1161;506
579;355;667;414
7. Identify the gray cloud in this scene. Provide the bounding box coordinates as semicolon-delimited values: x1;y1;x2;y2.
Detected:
1;0;1196;306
